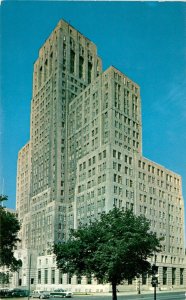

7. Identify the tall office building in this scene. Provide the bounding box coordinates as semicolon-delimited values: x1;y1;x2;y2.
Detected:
15;20;185;292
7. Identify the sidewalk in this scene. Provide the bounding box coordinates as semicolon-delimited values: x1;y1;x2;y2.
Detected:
91;288;186;296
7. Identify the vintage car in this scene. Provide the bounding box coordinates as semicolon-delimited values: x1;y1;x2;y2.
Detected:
32;290;50;299
10;288;29;297
0;288;12;298
50;289;72;298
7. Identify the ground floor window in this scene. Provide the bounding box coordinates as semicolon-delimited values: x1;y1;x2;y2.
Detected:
87;275;92;284
163;267;167;285
97;278;104;284
67;274;71;284
59;270;63;284
172;268;176;285
77;276;81;284
180;268;184;285
142;273;147;285
51;269;55;284
44;269;48;284
38;270;41;284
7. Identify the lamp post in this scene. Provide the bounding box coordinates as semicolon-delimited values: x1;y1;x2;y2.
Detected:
151;264;159;300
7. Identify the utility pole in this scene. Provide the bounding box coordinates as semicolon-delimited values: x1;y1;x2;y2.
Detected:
28;253;31;300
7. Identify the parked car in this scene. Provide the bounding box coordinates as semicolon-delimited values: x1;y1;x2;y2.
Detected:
32;290;50;299
10;288;29;297
0;288;12;298
50;289;73;298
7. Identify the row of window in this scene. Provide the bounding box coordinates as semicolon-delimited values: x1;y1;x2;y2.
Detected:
36;267;184;286
138;161;180;185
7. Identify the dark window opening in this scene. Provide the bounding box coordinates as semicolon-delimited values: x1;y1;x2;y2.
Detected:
172;268;176;285
88;62;92;84
70;50;75;74
67;274;71;284
38;270;41;284
180;268;184;285
163;267;167;285
142;273;147;285
79;56;84;79
77;276;81;284
51;269;55;284
18;278;22;286
59;271;63;284
44;269;48;284
87;275;92;284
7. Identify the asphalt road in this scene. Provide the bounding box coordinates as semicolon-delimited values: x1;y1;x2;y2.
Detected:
2;293;185;300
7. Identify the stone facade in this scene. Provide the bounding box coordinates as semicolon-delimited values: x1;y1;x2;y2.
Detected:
16;142;31;249
15;19;185;292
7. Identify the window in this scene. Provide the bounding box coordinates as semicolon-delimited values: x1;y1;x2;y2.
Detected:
79;56;84;79
88;62;92;83
163;267;167;285
51;269;55;284
142;273;147;285
18;279;22;286
77;276;82;284
172;268;176;285
38;270;41;284
113;162;117;170
87;275;92;284
67;274;71;284
59;271;63;284
180;268;184;285
70;50;75;74
44;269;48;284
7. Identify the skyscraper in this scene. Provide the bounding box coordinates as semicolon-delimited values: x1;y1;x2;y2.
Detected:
15;19;185;292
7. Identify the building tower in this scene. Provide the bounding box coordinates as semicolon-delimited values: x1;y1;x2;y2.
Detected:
28;20;102;254
16;20;185;291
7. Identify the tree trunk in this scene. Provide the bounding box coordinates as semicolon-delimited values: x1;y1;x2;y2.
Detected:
112;281;117;300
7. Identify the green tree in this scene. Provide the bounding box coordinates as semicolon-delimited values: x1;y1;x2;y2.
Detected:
54;208;162;300
0;195;22;271
0;272;10;285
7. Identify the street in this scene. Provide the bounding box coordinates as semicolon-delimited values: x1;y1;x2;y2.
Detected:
2;292;185;300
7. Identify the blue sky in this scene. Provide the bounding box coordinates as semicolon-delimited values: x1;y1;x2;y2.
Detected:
1;2;186;217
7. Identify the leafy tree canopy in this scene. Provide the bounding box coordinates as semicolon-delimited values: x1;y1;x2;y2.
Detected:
54;208;162;300
0;195;22;271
